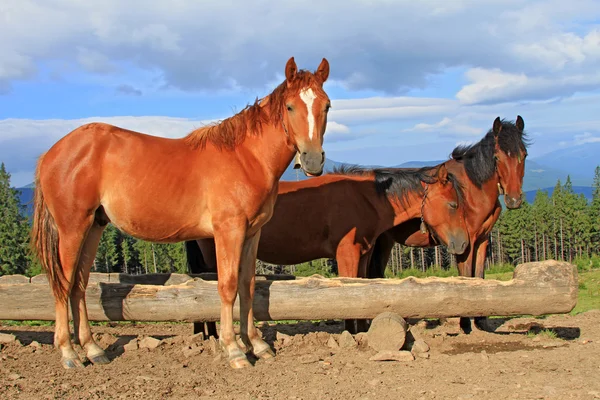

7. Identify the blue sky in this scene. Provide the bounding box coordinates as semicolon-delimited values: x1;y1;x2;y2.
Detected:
2;0;600;187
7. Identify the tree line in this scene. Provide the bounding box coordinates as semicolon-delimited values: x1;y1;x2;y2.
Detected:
1;162;598;277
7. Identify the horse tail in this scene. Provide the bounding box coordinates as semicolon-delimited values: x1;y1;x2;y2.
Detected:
185;240;207;274
30;155;69;302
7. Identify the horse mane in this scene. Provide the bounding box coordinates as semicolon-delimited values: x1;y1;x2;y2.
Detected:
184;70;322;150
332;164;464;207
451;119;530;188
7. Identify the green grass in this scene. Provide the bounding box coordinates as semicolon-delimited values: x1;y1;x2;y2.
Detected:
571;269;600;315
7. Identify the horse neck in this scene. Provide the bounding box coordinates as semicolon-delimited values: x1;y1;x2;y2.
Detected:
239;118;296;183
448;159;500;199
386;190;424;227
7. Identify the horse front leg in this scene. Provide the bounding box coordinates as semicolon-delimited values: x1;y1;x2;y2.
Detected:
213;221;250;369
455;241;476;334
237;230;274;360
473;238;491;331
336;234;363;334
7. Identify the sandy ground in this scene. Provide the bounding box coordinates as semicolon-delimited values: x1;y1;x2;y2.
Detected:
1;311;599;400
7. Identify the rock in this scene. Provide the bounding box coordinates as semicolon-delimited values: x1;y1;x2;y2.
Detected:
338;331;357;349
29;341;42;349
480;350;489;361
182;344;203;358
416;352;430;359
368;378;381;386
276;331;293;347
354;332;368;347
298;354;320;364
0;333;17;344
185;332;204;344
411;339;430;354
369;350;414;362
326;336;339;349
139;337;161;350
208;336;219;354
123;338;139;352
8;373;22;381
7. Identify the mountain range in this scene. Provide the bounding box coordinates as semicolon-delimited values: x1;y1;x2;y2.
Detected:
16;142;599;215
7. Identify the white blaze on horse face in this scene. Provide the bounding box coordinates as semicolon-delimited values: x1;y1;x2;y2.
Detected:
299;88;317;140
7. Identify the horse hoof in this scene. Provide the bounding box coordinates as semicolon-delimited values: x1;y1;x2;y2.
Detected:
61;357;84;369
229;356;252;369
89;353;111;365
254;346;275;360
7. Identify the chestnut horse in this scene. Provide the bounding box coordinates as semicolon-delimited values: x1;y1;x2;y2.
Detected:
368;116;528;333
187;163;469;333
31;57;331;369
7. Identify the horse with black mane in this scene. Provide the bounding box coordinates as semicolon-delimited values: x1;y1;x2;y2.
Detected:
187;162;470;333
368;116;528;333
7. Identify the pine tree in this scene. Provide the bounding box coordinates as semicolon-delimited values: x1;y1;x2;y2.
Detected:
590;166;600;254
0;163;30;275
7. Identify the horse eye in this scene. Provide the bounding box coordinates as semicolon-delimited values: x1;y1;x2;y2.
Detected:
449;202;458;210
286;105;293;112
325;103;331;112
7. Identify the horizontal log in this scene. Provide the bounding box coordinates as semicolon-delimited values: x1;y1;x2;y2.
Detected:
0;260;577;322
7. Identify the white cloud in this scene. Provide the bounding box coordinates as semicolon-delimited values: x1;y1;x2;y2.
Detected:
574;132;600;145
456;68;600;105
1;0;599;98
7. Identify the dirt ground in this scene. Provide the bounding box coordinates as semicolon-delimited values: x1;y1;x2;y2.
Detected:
1;311;599;400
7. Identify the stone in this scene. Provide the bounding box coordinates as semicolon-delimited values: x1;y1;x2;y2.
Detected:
326;336;339;349
182;344;203;358
369;350;415;362
0;333;17;344
208;336;219;354
354;332;368;347
411;339;430;354
123;338;139;352
138;337;161;350
276;331;293;347
185;332;204;344
338;331;357;349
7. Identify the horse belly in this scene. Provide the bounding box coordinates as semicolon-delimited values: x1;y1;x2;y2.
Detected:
101;191;212;242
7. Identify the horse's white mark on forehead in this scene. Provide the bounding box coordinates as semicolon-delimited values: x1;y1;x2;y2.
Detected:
300;88;316;140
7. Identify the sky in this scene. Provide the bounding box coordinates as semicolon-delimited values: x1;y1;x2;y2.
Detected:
1;0;600;187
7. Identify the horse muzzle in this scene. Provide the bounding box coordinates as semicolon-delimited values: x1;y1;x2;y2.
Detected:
293;150;325;177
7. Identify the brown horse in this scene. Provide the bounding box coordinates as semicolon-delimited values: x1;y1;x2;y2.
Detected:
30;57;331;369
187;163;469;332
368;116;528;332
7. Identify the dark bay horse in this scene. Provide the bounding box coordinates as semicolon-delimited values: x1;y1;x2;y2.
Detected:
187;163;469;332
368;116;528;332
31;57;331;369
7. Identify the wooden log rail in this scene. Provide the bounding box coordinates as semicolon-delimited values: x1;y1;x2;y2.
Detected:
0;261;577;322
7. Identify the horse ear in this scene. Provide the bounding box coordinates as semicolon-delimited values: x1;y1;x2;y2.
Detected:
315;58;330;83
516;115;525;132
437;164;449;185
493;117;502;137
285;57;297;82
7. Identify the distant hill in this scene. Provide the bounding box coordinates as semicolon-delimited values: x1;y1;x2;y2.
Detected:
524;186;593;204
16;156;596;216
532;142;600;180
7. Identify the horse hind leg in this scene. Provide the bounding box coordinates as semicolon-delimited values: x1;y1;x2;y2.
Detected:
53;216;96;369
70;221;109;365
237;232;274;361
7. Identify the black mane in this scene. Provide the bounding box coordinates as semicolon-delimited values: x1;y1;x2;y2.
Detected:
332;164;464;206
451;119;529;188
